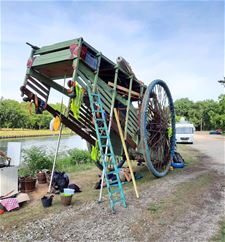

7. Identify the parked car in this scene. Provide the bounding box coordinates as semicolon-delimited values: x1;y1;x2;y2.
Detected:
209;130;222;135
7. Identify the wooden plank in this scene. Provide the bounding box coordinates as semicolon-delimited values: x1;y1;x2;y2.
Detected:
92;54;101;92
108;81;140;97
80;105;92;119
35;39;79;55
28;76;50;90
110;120;137;149
97;76;138;118
77;70;92;88
33;61;73;80
69;108;96;134
114;108;139;198
21;86;96;145
27;81;48;100
98;88;112;109
68;113;96;138
124;76;133;140
28;76;49;95
128;113;139;128
79;62;139;122
30;69;68;96
127;119;137;134
32;49;72;67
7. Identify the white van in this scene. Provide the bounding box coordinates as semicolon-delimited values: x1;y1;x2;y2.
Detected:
176;120;195;144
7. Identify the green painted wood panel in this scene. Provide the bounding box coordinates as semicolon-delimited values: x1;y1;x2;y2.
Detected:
32;49;72;67
35;39;79;55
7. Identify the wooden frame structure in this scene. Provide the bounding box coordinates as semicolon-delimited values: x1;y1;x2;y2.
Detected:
20;37;176;178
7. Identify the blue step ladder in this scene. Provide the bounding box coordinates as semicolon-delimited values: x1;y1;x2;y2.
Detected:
88;91;127;211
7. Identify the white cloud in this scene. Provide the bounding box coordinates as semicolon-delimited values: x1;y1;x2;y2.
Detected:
1;1;224;103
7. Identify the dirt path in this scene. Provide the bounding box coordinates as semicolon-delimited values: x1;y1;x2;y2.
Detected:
1;133;224;242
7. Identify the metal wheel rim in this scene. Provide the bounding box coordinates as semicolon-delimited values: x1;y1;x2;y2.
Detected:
141;79;175;177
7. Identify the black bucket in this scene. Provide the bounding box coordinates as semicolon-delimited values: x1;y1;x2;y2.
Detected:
41;195;53;208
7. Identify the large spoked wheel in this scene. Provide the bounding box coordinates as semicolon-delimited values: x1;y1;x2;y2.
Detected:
140;79;176;177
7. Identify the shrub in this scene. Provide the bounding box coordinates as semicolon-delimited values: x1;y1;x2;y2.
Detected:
19;147;93;176
19;146;53;176
67;148;92;164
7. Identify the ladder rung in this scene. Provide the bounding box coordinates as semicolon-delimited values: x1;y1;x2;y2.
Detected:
107;170;116;176
91;93;99;96
102;162;111;167
109;181;119;186
111;189;121;194
100;136;107;139
94;110;102;113
96;118;104;121
101;144;109;148
93;101;101;104
104;153;112;157
98;127;106;130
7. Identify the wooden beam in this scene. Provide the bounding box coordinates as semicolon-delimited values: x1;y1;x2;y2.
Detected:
20;87;96;145
108;82;140;97
30;69;69;96
114;108;139;198
28;76;50;93
26;81;48;100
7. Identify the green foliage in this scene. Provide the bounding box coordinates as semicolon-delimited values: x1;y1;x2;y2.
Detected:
0;98;64;129
0;98;29;128
18;166;32;177
20;147;53;176
174;94;225;131
19;147;93;176
148;201;165;213
54;148;92;172
67;148;92;164
210;219;225;242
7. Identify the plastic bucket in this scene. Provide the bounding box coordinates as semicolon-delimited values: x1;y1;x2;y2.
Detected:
63;188;75;195
41;196;53;208
60;194;73;206
37;172;47;184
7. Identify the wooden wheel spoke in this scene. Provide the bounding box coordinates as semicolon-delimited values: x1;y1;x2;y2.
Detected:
141;80;175;177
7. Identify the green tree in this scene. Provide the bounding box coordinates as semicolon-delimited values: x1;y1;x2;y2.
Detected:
174;98;194;120
0;98;29;128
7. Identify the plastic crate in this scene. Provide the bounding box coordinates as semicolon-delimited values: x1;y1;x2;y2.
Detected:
85;52;98;70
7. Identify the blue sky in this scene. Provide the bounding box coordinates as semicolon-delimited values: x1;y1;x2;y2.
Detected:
1;0;224;103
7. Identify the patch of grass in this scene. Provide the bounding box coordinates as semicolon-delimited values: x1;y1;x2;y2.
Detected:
176;144;202;166
147;172;215;221
211;219;225;242
148;201;165;214
55;148;93;173
0;128;73;138
57;160;95;173
1;166;100;231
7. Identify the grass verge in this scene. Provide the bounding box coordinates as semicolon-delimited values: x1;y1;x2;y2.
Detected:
0;128;73;138
210;219;225;242
0;163;99;231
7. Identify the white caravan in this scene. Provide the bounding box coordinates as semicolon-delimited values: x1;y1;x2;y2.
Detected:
176;119;195;144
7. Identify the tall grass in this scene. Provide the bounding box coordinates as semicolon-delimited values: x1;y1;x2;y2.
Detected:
56;149;93;173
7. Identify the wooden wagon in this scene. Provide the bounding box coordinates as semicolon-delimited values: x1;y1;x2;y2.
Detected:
20;37;176;209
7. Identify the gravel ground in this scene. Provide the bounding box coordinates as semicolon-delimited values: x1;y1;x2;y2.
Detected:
0;133;224;242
